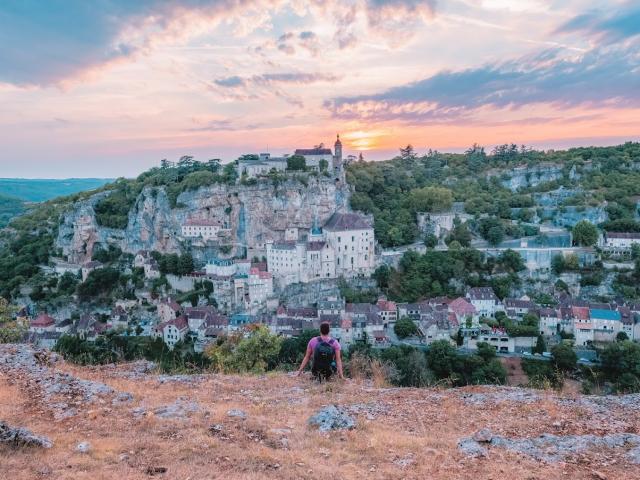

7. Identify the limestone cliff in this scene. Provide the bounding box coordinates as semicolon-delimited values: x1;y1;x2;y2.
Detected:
56;176;348;264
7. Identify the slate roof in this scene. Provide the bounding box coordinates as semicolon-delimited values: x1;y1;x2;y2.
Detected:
323;212;372;231
294;148;332;156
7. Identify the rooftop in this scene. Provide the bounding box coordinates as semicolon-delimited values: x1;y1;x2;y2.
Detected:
324;212;372;231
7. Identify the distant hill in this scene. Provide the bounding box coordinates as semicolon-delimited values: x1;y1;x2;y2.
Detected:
0;178;112;203
0;193;25;228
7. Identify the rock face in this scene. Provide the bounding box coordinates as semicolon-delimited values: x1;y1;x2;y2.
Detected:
0;421;52;449
56;176;347;263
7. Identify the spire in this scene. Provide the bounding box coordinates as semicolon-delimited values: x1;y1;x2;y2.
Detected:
335;133;342;146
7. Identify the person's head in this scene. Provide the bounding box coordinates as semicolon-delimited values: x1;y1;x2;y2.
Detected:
320;322;330;336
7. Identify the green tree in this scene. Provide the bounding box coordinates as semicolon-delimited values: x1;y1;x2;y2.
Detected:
287;155;306;171
399;144;417;161
600;341;640;393
424;234;438;249
497;249;525;272
572;220;598;247
533;334;546;354
551;344;577;372
616;331;629;342
426;340;459;379
551;254;565;275
394;317;419;339
408;186;453;213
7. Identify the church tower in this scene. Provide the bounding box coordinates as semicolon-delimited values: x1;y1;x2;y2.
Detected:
334;134;342;163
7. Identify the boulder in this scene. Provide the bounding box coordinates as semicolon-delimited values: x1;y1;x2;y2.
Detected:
76;441;91;453
308;405;356;432
0;421;52;449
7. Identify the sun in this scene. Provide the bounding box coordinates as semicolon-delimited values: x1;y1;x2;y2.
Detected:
342;130;385;151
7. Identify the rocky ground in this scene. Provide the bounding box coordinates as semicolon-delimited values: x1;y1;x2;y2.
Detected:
1;344;640;480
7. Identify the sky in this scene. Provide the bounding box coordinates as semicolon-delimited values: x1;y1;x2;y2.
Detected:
0;0;639;178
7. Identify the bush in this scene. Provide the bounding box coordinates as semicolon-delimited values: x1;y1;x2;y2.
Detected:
205;325;282;374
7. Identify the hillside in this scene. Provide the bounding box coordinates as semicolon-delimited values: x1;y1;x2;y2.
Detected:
0;193;24;228
0;178;112;203
1;343;640;479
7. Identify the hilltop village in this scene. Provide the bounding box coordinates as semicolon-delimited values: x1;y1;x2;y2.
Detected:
3;140;640;371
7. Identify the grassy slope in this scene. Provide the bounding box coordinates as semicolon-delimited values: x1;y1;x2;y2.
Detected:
0;349;638;480
0;193;25;228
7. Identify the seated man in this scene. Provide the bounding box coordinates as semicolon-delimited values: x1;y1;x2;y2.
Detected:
297;322;344;381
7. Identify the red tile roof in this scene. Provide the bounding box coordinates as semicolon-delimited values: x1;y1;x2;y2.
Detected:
31;314;55;327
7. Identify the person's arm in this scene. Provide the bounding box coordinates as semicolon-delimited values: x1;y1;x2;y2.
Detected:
335;349;344;379
297;345;313;376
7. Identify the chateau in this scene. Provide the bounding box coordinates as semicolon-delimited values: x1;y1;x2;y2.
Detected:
266;210;375;286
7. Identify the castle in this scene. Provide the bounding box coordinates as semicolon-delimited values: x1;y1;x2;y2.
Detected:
238;134;345;182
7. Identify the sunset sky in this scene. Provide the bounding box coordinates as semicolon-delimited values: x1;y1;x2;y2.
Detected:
0;0;639;177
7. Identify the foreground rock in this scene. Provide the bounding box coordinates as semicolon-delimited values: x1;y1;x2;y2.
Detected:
308;405;356;432
459;432;640;463
0;421;52;449
0;344;115;420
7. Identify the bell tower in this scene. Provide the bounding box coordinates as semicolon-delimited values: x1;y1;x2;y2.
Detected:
334;134;342;163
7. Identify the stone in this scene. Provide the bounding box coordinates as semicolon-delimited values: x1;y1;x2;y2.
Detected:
76;441;91;453
112;392;134;405
0;421;53;449
145;466;167;476
226;409;247;419
308;405;356;432
153;399;200;420
472;428;493;443
458;438;487;458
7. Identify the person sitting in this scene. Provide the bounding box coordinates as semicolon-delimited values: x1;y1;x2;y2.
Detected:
297;322;344;381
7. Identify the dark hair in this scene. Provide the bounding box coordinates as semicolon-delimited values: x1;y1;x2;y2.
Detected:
320;322;330;335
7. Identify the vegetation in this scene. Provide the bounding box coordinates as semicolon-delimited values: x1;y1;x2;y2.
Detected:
0;297;24;343
599;341;640;393
151;251;195;276
380;248;522;302
94;157;237;228
286;155;306;171
205;325;282;373
0;194;25;228
348;142;640;248
572;220;598;247
394;317;418;339
54;333;210;373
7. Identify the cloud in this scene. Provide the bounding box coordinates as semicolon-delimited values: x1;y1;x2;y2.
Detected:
557;3;640;43
214;72;339;88
0;0;440;86
0;0;273;86
326;47;640;123
212;71;339;106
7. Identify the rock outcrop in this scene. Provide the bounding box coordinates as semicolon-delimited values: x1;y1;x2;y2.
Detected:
0;421;52;449
56;176;347;263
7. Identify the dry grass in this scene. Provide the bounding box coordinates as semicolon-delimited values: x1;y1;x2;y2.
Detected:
2;359;640;480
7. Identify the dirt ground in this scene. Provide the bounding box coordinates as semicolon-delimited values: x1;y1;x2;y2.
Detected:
1;345;640;480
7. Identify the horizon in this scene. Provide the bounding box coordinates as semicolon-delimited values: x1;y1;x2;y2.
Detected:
1;1;639;177
2;137;639;180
